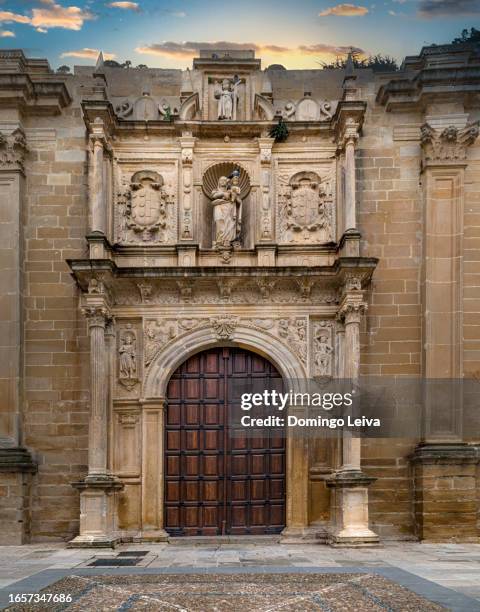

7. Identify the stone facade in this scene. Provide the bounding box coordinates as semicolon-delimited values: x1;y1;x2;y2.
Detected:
0;44;479;545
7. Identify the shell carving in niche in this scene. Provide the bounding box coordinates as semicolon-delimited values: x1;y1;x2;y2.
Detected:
202;162;251;199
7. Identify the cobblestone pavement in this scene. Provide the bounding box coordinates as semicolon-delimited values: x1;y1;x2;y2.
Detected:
3;573;447;611
0;541;479;611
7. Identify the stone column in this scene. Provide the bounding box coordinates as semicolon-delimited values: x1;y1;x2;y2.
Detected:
327;288;378;546
69;302;123;548
85;306;109;477
0;127;36;544
141;399;168;541
343;120;359;232
89;118;108;235
282;408;310;543
411;121;480;541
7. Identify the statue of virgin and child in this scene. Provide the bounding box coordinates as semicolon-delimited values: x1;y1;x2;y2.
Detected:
210;170;242;249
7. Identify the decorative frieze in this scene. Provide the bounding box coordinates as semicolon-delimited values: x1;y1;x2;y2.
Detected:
112;277;339;306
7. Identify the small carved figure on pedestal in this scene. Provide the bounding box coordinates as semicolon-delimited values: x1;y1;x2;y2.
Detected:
118;325;139;390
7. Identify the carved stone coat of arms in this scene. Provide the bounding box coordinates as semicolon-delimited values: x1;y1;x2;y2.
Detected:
279;171;332;243
126;170;167;241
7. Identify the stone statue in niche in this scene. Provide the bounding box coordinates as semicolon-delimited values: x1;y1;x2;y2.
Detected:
209;170;242;250
125;170;168;241
313;322;333;378
118;325;139;390
214;76;242;120
279;171;332;244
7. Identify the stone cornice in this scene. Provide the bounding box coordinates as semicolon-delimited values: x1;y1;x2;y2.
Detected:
83;96;367;141
0;73;71;116
68;257;378;288
377;43;480;112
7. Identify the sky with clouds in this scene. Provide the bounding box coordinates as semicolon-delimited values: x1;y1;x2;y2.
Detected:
0;0;479;69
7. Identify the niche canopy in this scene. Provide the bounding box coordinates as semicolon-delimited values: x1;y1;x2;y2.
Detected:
202;162;251;199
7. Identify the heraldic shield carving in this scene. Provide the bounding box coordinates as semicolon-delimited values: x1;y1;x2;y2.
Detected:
285;171;327;233
126;170;167;240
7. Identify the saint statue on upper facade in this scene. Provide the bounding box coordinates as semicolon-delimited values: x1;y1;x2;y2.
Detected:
214;77;242;120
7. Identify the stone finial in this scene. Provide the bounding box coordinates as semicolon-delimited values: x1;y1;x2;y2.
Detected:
342;51;358;101
95;51;105;72
345;51;355;76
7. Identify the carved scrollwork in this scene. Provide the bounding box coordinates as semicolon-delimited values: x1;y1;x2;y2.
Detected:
143;316;308;369
211;315;238;339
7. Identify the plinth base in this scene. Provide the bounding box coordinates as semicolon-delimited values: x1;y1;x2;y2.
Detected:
326;469;379;547
69;475;124;549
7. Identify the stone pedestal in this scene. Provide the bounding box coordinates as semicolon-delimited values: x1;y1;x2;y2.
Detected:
327;471;379;546
69;476;124;548
411;443;479;542
0;447;36;545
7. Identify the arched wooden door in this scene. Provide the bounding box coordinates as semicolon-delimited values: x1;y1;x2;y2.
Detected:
164;347;286;536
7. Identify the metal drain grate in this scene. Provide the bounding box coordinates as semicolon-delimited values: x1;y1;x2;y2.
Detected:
88;558;141;567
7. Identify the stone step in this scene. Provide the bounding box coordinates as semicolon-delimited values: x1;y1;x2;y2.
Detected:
168;535;281;546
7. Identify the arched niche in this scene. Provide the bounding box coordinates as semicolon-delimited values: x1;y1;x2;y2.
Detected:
199;162;253;250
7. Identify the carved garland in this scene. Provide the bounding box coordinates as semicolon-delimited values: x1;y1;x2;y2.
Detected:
143;316;308;369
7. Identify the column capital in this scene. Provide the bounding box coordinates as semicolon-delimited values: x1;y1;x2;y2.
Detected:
89;116;112;154
338;298;367;325
81;304;112;329
0;127;27;172
257;136;275;165
420;121;479;168
179;132;196;165
338;118;360;151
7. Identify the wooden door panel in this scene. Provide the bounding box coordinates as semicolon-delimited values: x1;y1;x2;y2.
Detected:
165;347;285;536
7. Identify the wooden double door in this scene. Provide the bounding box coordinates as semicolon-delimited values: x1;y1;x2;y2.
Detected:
164;347;286;536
